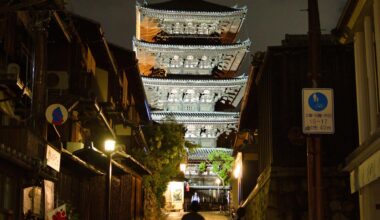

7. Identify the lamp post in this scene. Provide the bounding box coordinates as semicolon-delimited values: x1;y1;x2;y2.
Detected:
104;139;116;220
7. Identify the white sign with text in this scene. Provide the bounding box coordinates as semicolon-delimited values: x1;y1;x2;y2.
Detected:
46;144;61;172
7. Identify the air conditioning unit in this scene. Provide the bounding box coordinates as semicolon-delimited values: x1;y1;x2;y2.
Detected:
47;71;69;90
0;63;20;81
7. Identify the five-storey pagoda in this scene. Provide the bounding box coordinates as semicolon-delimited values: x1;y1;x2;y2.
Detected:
134;0;250;206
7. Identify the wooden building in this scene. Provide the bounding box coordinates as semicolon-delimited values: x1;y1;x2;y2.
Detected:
0;2;150;219
236;35;359;219
334;0;380;219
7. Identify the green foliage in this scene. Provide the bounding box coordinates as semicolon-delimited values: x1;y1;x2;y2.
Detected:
198;162;206;173
128;119;188;208
185;141;201;152
206;150;234;185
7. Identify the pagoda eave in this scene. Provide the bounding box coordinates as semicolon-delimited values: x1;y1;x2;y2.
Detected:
152;111;239;121
134;39;250;77
134;39;250;50
187;147;233;161
142;76;248;87
137;5;247;17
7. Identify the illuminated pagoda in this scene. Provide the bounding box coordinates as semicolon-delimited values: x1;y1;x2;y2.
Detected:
134;0;250;207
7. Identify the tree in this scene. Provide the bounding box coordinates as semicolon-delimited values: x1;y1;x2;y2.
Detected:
198;150;234;186
128;119;196;218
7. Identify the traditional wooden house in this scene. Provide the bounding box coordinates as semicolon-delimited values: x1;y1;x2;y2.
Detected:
47;13;151;220
0;2;151;219
334;0;380;219
0;1;64;219
134;0;250;210
237;35;359;219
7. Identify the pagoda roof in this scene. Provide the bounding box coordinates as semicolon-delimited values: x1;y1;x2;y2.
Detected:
142;75;248;87
151;111;239;124
134;39;250;77
188;147;233;161
134;38;250;50
143;0;243;13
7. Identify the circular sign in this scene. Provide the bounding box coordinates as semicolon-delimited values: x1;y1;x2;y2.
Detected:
45;104;68;125
308;92;328;111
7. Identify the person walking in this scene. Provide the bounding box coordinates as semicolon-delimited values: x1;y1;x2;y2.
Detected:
182;201;204;220
191;192;200;203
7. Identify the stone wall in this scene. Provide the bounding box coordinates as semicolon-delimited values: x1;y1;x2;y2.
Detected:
242;167;358;220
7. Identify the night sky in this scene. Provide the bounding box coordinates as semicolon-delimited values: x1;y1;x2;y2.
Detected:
68;0;347;52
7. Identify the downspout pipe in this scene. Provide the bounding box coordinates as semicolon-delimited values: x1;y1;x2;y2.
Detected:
94;101;116;139
32;11;49;138
68;99;116;142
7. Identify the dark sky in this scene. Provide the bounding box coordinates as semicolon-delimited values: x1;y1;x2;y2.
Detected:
68;0;347;52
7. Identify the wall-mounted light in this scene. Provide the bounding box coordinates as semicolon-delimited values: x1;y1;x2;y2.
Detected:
180;163;186;173
234;152;242;179
234;164;241;179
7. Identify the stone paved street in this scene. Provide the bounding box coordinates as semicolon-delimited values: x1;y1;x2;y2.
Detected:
163;211;231;220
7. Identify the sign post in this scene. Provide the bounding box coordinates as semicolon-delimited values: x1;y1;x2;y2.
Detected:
302;88;334;134
307;0;325;219
302;88;334;220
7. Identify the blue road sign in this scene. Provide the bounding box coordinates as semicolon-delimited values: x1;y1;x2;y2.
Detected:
308;92;328;112
302;88;334;134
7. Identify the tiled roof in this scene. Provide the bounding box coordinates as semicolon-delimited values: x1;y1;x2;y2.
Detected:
134;38;251;50
152;111;239;124
188;147;232;161
142;75;248;87
145;0;241;12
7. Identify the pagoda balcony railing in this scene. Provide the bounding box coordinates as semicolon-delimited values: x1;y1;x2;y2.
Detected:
155;34;222;45
0;126;45;159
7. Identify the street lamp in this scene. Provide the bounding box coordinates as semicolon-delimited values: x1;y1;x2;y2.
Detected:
105;139;116;152
104;139;116;220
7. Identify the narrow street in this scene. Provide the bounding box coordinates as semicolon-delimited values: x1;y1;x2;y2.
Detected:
0;0;370;219
164;211;231;220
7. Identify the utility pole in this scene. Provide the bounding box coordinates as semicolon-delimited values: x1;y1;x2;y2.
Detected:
307;0;323;220
32;11;49;138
